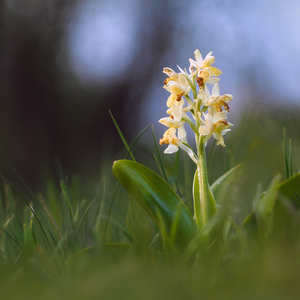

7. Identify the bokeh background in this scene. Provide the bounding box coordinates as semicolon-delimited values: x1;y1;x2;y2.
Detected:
0;0;300;191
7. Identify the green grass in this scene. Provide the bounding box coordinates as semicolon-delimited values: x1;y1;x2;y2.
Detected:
0;107;300;299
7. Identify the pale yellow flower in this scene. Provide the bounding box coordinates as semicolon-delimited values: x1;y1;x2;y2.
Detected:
159;127;197;163
189;49;222;85
198;83;233;112
159;48;233;156
167;104;186;122
199;110;232;147
166;93;184;108
198;68;220;85
163;67;191;100
158;116;185;128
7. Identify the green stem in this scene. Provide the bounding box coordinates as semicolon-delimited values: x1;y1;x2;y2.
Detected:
182;115;197;133
184;95;195;106
194;135;217;228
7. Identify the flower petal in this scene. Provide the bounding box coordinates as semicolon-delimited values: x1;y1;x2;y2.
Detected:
171;105;183;122
199;126;211;135
159;117;184;128
212;111;228;123
210;67;222;76
205;77;220;85
212;132;225;147
221;129;231;135
163;67;177;77
211;83;220;96
178;142;198;164
178;126;187;143
194;49;203;62
164;144;179;154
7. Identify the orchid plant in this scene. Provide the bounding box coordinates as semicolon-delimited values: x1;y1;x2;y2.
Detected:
158;49;233;228
113;49;239;250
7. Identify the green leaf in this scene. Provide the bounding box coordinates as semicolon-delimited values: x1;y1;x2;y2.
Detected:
211;164;240;199
253;174;281;238
112;160;197;250
254;174;281;218
278;173;300;207
104;122;151;241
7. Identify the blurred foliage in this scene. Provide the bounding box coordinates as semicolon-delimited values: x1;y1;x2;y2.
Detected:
0;107;299;299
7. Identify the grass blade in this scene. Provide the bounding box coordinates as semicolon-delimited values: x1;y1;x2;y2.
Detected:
60;181;75;221
39;193;65;243
125;124;152;160
75;199;96;235
289;138;293;178
0;174;53;253
151;125;168;183
103;183;119;242
283;128;289;179
109;109;135;161
0;226;20;250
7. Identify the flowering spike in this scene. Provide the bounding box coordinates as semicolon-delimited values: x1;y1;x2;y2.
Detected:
159;48;233;229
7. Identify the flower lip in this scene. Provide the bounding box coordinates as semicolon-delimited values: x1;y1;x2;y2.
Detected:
159;117;185;128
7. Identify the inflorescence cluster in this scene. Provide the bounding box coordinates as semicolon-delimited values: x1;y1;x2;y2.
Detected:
159;49;233;164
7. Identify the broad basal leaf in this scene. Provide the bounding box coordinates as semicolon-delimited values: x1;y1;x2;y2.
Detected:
112;160;197;249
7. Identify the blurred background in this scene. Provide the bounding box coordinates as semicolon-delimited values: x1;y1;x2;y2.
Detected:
0;0;300;192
